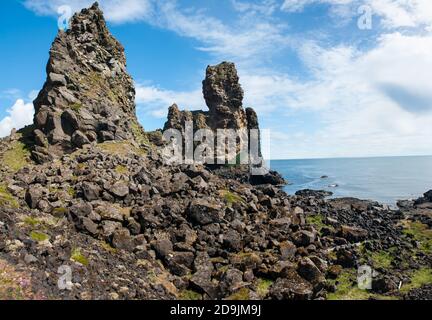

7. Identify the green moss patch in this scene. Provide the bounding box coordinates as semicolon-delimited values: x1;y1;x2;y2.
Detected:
22;217;41;227
220;190;244;207
2;141;30;172
178;290;202;300
30;231;50;242
99;141;146;157
306;214;329;231
100;241;117;254
67;187;76;197
0;185;19;208
370;251;394;269
327;269;401;300
115;165;129;175
402;220;432;254
69;103;82;112
71;248;89;266
256;278;273;298
327;269;370;300
130;120;149;146
52;207;68;217
400;268;432;293
226;287;250;300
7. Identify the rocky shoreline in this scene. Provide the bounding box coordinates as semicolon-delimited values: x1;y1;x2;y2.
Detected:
1;130;431;300
0;3;430;300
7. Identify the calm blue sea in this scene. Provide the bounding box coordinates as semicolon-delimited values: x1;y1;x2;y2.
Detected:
270;156;432;205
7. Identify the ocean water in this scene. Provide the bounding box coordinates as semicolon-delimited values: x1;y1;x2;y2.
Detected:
270;156;432;205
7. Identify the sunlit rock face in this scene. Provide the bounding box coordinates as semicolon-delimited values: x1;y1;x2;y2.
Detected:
31;2;144;163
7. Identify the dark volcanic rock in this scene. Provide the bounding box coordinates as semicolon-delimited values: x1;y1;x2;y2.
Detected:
269;270;314;300
31;2;145;162
163;62;262;161
295;189;333;198
414;189;432;205
188;199;222;225
25;187;43;209
338;225;368;243
297;257;325;285
202;62;246;130
404;285;432;300
372;276;398;294
293;230;316;247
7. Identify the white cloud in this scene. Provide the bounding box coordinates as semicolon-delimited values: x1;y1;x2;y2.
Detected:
153;1;290;62
281;0;432;30
261;32;432;159
0;99;34;138
367;0;432;30
24;0;153;23
231;0;278;16
24;0;291;62
281;0;355;13
135;83;204;118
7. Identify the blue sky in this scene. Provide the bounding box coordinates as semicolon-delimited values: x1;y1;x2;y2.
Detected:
1;0;432;159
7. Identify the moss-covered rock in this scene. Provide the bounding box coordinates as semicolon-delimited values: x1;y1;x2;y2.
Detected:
178;290;202;300
1;140;30;172
256;278;273;298
71;248;89;266
226;287;250;300
30;231;50;242
0;185;19;208
400;268;432;293
220;190;244;207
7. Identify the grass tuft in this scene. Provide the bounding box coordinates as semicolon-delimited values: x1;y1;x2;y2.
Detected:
402;220;432;254
256;278;273;298
99;141;146;157
115;165;128;175
22;217;41;227
370;251;394;269
327;269;370;300
178;290;202;300
69;103;82;112
220;190;244;207
226;288;250;300
30;231;49;242
400;268;432;293
2;141;30;172
0;185;19;208
71;248;89;266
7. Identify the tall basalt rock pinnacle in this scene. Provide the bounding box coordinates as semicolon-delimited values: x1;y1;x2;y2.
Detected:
31;2;145;163
203;62;247;130
164;61;260;136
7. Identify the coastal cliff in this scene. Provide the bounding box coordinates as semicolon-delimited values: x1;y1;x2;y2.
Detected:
0;3;430;300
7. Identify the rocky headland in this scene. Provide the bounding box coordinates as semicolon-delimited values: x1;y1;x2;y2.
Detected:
0;3;430;300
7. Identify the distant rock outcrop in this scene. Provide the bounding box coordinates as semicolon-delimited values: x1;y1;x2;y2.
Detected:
31;2;145;163
164;62;260;135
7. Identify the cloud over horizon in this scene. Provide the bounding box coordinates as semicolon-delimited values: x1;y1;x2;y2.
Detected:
0;99;34;138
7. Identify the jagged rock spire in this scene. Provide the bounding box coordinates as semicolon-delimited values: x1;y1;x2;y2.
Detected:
202;62;248;130
31;2;145;163
163;61;262;163
164;61;258;133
